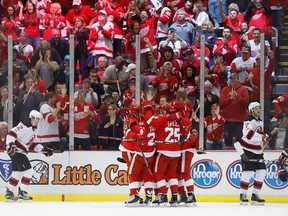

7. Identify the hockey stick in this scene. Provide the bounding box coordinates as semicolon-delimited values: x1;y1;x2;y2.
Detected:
97;135;135;142
190;99;200;121
155;140;206;155
117;157;126;163
135;139;153;176
8;149;63;154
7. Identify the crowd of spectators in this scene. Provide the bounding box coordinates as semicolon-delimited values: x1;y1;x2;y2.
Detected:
0;0;287;151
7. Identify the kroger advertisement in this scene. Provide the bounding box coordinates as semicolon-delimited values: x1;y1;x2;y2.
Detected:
0;151;286;196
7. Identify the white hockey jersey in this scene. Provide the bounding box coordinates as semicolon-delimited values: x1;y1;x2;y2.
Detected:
6;122;43;154
240;116;265;154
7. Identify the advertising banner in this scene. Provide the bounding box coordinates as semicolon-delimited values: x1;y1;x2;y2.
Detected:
0;151;286;197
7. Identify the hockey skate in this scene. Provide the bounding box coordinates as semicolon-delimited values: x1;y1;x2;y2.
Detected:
159;194;169;207
152;194;168;207
143;195;152;206
152;194;161;207
5;188;18;202
169;194;178;207
186;193;197;207
125;195;143;207
18;188;33;201
178;192;187;206
240;193;249;205
251;193;265;206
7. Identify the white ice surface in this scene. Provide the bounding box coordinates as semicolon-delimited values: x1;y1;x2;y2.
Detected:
1;202;287;216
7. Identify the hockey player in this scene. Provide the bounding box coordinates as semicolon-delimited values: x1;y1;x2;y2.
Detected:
277;148;288;182
5;110;53;201
148;104;183;206
177;120;199;206
238;102;269;206
124;102;156;207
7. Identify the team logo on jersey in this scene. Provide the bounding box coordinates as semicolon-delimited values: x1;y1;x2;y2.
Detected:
30;160;49;185
191;159;222;189
0;159;12;182
226;160;254;188
265;163;288;189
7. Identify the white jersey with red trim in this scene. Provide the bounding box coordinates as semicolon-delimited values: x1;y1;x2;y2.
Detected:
241;116;265;154
6;122;43;153
37;103;60;143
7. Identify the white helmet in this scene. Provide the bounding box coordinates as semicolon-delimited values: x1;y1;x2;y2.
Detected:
29;110;42;119
248;102;261;112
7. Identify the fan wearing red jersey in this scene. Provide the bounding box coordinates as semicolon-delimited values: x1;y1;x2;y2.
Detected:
204;103;225;150
271;94;288;122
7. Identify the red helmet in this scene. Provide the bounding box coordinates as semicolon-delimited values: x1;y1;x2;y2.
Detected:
142;100;153;112
173;102;186;112
181;117;192;127
128;104;141;117
160;103;172;112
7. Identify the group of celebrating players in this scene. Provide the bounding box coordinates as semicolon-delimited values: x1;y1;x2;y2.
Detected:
119;100;202;207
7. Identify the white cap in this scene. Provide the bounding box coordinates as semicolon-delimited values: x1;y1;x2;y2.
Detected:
73;0;81;6
248;102;261;112
98;9;107;16
125;63;136;73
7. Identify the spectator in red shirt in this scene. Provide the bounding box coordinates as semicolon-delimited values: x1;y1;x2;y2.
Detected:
244;0;272;37
151;61;179;104
219;0;242;43
74;89;98;150
18;1;41;52
1;5;21;42
157;45;181;77
103;0;126;57
204;103;225;150
122;76;145;108
181;48;200;76
26;68;47;95
65;0;97;29
172;0;194;22
213;28;238;66
188;34;210;66
42;2;66;40
219;72;249;149
210;53;228;90
122;20;140;64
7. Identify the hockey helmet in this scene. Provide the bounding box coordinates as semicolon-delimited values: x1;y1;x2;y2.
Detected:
129;104;141;117
160;103;172;112
29;110;42;119
248;102;261;112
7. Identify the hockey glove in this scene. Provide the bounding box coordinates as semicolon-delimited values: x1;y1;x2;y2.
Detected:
42;147;53;157
6;142;16;157
240;153;249;162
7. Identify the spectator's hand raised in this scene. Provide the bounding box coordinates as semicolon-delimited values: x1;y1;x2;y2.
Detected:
18;1;23;8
